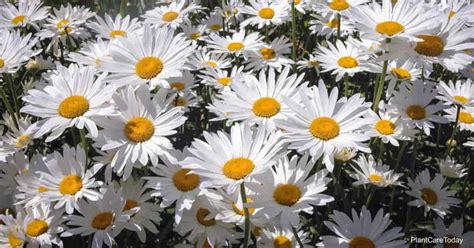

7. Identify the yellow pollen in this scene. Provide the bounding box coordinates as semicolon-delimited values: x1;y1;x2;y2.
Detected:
38;186;49;193
170;82;185;91
260;47;276;60
57;19;69;29
368;174;383;183
59;27;73;36
162;11;179;22
196;208;216;226
135;56;164;79
11;15;25;25
415;35;444;57
421;187;438;205
190;33;201;40
0;58;4;68
252;97;281;118
206;61;218;68
232;197;255;215
15;134;30;148
453;95;468;105
258;7;275;19
337;56;358;68
294;0;302;4
375;21;405;36
252;227;262;237
449;11;456;19
227;42;245;52
309;117;340;140
58;95;89;119
175;97;186;107
95;58;101;65
124;117;155;143
123;200;139;211
326;19;339;29
210;24;222;31
329;0;349;11
375;119;395;135
217;77;232;86
91;212;113;230
109;29;126;38
274;235;292;248
172;169;200;192
459;111;474;124
391;67;411;80
59;175;83;195
349;236;376;248
273;183;301;206
222;158;255;180
26;219;48;237
406;105;426;120
8;233;23;247
309;60;319;66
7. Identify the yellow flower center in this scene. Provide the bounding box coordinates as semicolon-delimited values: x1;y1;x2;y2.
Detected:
109;29;126;38
38;186;49;193
206;60;218;68
11;15;25;25
294;0;302;4
162;11;179;22
58;95;90;119
459;111;474;124
326;19;339;29
170;82;185;91
273;183;301;206
391;67;411;80
26;219;48;237
227;42;245;52
123;199;139;211
217;77;232;86
274;235;292;248
124;117;155;143
453;95;468;105
15;134;30;148
258;7;275;19
210;24;222;31
57;19;69;29
190;32;201;40
449;11;456;19
349;236;376;248
368;174;383;183
175;97;186;107
309;117;340;140
337;56;359;68
421;187;438;205
309;60;319;66
375;119;395;135
172;169;200;192
0;58;4;68
375;21;405;36
222;158;255;180
406;105;426;120
232;197;255;215
59;174;83;195
196;208;216;226
8;233;23;247
91;212;113;230
95;58;101;65
59;27;73;36
329;0;349;11
252;97;281;118
415;35;444;57
260;47;276;60
135;56;164;79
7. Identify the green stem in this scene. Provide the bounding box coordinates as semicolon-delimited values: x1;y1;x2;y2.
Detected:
373;60;388;112
343;73;349;97
119;0;127;16
389;141;407;212
3;73;20;119
0;87;18;128
446;105;461;156
79;128;88;165
365;186;374;207
336;13;341;42
291;226;304;247
291;1;297;66
240;183;251;248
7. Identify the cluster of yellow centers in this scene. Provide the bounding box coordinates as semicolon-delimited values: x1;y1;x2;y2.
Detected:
349;236;376;248
196;208;216;226
11;15;25;25
91;212;114;230
222;157;255;180
274;235;292;248
59;174;83;195
375;21;405;36
329;0;349;11
273;183;302;206
415;35;445;57
162;11;179;22
124;117;155;143
421;187;438;205
217;77;232;86
338;56;359;69
309;117;340;140
252;97;281;118
109;30;126;38
227;42;245;52
172;168;200;192
391;67;411;80
58;95;90;119
135;56;164;79
260;47;276;60
406;105;426;120
375;119;396;135
258;7;275;19
26;219;49;237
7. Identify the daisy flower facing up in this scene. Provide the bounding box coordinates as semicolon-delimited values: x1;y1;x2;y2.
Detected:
0;29;38;74
430;218;474;248
0;113;38;161
206;29;263;56
0;212;26;248
142;0;201;29
101;25;195;89
209;67;305;131
94;86;186;179
247;154;334;228
19;204;64;247
21;65;116;141
0;0;49;29
244;36;293;71
315;40;371;81
87;14;140;40
318;206;406;247
437;157;467;179
276;81;371;172
437;79;474;107
349;154;403;188
240;0;290;28
406;169;461;218
182;123;284;193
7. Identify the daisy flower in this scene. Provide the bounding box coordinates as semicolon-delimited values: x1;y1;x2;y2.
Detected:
198;66;244;91
244;36;293;71
430;218;474;248
276;81;371;172
100;25;195;89
212;187;258;226
209;67;305;131
0;113;38;161
406;169;461;218
316;0;369;15
247;154;334;228
215;0;245;21
444;106;474;131
87;14;140;40
334;147;358;162
437;79;474;107
258;227;311;247
309;12;355;39
0;212;26;248
314;40;371;81
182;22;207;42
19;203;64;247
182;123;284;193
296;54;320;70
15;164;52;208
68;38;110;69
94;86;186;179
349;154;403;188
188;49;232;71
437;157;468;179
318;206;406;247
240;0;290;28
0;29;38;73
384;59;422;97
287;0;311;14
204;13;224;33
171;90;199;111
206;29;263;56
25;56;56;72
0;151;31;194
142;0;201;29
21;65;116;141
165;70;195;92
0;0;49;29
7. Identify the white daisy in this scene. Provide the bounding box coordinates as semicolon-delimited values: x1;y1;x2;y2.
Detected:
188;48;232;71
182;22;207;42
258;226;311;247
0;113;38;161
165;70;195;92
296;54;320;70
68;38;111;69
349;154;403;188
0;0;49;29
87;14;140;40
437;79;474;107
316;0;370;15
0;151;31;194
430;218;474;248
0;212;26;248
309;12;355;39
204;13;224;33
206;29;263;56
244;36;293;71
0;29;38;73
437;157;468;179
142;0;201;29
212;187;258;226
384;59;422;97
19;203;64;247
240;0;290;28
444;106;474;132
198;66;244;91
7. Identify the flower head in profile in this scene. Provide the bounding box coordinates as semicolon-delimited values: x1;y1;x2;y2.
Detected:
349;154;403;188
